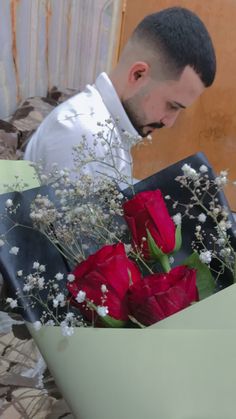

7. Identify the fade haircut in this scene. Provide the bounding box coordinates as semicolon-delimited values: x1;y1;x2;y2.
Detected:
131;7;216;87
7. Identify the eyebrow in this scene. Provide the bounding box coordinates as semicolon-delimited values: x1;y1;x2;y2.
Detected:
173;101;186;109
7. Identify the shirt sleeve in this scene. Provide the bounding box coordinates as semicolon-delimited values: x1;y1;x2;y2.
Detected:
24;105;95;178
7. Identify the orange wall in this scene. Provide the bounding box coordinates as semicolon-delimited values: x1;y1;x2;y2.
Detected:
118;0;236;209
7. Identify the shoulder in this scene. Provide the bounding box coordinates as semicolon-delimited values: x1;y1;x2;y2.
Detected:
39;84;110;136
51;84;108;122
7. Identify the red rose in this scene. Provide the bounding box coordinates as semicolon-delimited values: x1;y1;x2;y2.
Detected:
128;265;198;326
67;243;141;322
123;190;176;259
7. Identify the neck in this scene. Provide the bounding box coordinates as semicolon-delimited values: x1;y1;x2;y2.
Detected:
109;66;126;100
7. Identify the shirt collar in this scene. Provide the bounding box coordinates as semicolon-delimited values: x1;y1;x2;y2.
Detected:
94;72;139;139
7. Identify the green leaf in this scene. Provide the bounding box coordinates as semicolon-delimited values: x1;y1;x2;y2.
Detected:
87;300;126;328
100;314;126;328
183;252;215;300
147;230;171;272
147;229;165;260
128;315;145;328
173;224;182;253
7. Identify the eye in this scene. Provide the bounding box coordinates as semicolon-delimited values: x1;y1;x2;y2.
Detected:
167;102;179;111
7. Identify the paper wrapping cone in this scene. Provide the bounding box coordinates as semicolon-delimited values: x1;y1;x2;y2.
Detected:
28;283;236;419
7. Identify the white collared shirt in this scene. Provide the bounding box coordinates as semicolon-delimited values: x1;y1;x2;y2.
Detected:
24;73;139;186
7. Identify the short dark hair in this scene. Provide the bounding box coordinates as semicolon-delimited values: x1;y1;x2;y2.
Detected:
132;7;216;87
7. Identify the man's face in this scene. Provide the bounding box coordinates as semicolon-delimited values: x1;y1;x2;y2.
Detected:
122;66;205;137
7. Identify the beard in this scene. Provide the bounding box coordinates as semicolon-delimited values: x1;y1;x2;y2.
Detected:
122;96;164;137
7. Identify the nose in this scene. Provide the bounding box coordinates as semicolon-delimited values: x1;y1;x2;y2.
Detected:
161;111;180;128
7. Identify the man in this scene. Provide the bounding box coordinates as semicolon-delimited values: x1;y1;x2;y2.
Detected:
24;7;216;183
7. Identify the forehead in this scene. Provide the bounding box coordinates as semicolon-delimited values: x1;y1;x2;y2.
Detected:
152;66;205;107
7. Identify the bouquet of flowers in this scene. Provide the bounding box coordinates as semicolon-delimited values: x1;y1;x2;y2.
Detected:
0;118;236;332
0;121;236;418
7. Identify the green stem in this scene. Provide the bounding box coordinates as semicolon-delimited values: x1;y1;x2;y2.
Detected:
160;255;171;273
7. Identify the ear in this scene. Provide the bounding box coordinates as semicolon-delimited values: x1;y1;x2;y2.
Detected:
128;62;150;86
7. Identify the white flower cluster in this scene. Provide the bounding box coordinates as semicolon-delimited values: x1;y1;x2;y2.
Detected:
27;169;126;266
76;290;86;303
75;284;109;319
9;246;19;255
71;117;135;189
181;163;199;180
5;261;86;329
5;198;13;208
175;162;236;280
198;213;207;223
199;250;212;264
97;305;109;317
30;194;57;224
173;213;182;226
6;297;18;309
60;320;74;337
215;171;228;187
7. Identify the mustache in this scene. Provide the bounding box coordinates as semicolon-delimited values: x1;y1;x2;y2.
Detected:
138;121;165;137
144;122;165;129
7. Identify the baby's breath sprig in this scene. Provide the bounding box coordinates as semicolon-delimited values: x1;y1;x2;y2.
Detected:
173;163;236;281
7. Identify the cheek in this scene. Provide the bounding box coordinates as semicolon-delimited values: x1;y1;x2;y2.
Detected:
142;95;155;112
146;99;164;121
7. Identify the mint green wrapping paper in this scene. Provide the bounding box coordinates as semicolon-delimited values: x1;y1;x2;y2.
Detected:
0;160;40;192
28;284;236;419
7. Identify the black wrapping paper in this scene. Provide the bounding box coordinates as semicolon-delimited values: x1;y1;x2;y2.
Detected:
0;186;69;322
